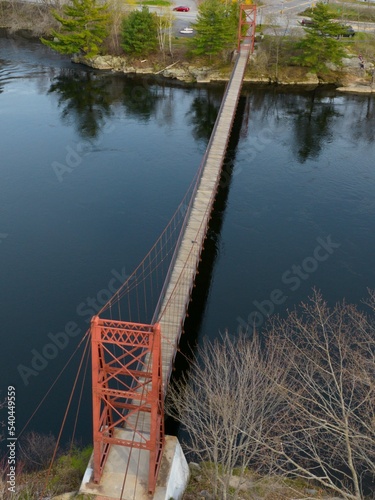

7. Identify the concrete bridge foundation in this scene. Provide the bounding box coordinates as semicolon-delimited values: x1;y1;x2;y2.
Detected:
79;431;189;500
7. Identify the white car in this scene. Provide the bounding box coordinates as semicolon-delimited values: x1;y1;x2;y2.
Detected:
180;27;194;34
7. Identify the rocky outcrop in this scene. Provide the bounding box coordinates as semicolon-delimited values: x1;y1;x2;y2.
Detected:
75;54;320;85
73;53;375;92
73;54;227;82
336;84;375;93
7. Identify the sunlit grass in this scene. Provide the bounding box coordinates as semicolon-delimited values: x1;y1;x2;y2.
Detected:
137;0;172;5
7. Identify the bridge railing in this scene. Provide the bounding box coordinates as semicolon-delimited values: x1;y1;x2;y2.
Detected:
152;50;250;325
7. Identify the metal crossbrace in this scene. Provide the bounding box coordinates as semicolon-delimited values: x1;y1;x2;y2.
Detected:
91;317;164;494
238;5;257;52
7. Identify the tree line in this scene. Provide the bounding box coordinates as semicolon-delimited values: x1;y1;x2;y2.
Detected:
40;0;360;75
41;0;240;61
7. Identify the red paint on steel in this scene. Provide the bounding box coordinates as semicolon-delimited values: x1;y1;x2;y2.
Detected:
237;5;257;53
90;316;164;494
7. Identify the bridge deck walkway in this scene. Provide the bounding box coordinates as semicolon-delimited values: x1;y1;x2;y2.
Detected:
157;47;251;390
125;48;251;436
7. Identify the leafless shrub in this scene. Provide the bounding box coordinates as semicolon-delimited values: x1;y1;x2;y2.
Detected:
18;431;57;472
167;291;375;500
167;332;286;500
264;290;375;499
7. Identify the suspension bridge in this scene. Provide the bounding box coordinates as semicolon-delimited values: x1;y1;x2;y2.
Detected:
79;7;257;499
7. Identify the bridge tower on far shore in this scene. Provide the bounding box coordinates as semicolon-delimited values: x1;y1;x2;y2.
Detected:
238;4;257;52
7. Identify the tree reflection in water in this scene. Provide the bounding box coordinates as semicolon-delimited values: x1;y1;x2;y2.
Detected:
291;93;340;164
121;78;161;121
49;69;112;139
187;87;223;143
351;95;375;144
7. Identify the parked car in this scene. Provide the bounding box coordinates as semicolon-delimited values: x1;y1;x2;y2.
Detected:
173;5;190;11
300;19;355;38
180;27;194;34
338;25;355;37
300;18;314;26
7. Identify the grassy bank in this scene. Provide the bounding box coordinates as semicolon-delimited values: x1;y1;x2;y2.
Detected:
0;439;92;499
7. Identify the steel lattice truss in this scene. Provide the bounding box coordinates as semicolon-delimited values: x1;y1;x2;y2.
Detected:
238;5;257;52
90;317;164;494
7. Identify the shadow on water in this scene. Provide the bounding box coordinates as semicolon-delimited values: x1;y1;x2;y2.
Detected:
165;94;248;436
48;69;113;139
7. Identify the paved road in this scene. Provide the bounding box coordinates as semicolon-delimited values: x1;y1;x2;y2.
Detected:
257;0;375;32
21;0;375;36
149;0;197;35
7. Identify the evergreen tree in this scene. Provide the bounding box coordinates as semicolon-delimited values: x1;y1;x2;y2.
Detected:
41;0;110;58
192;0;238;60
121;7;158;57
293;2;346;73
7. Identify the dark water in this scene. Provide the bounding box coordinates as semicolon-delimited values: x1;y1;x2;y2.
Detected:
0;35;375;447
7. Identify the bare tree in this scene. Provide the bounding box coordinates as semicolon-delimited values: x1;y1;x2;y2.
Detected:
166;332;286;500
156;7;175;61
264;291;375;500
106;0;136;55
167;292;375;499
18;431;57;472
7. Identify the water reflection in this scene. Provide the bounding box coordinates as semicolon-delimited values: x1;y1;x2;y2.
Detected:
351;95;375;144
48;69;112;138
187;89;222;142
0;59;13;94
121;78;161;121
290;94;339;163
3;34;375;451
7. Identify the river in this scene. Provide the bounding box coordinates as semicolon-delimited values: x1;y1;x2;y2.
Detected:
0;34;375;446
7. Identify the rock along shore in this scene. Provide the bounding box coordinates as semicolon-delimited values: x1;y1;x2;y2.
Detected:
74;53;375;94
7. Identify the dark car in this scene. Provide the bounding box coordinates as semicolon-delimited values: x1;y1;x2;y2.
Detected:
338;25;355;37
300;19;355;38
300;18;314;26
173;5;190;11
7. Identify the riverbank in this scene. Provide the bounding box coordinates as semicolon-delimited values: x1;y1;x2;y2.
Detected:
74;52;375;93
1;22;375;93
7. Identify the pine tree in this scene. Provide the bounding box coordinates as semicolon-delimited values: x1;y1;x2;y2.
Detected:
192;0;238;60
41;0;110;58
293;2;346;73
121;7;158;57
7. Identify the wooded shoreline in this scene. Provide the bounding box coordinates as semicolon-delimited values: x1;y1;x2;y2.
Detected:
1;21;375;94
